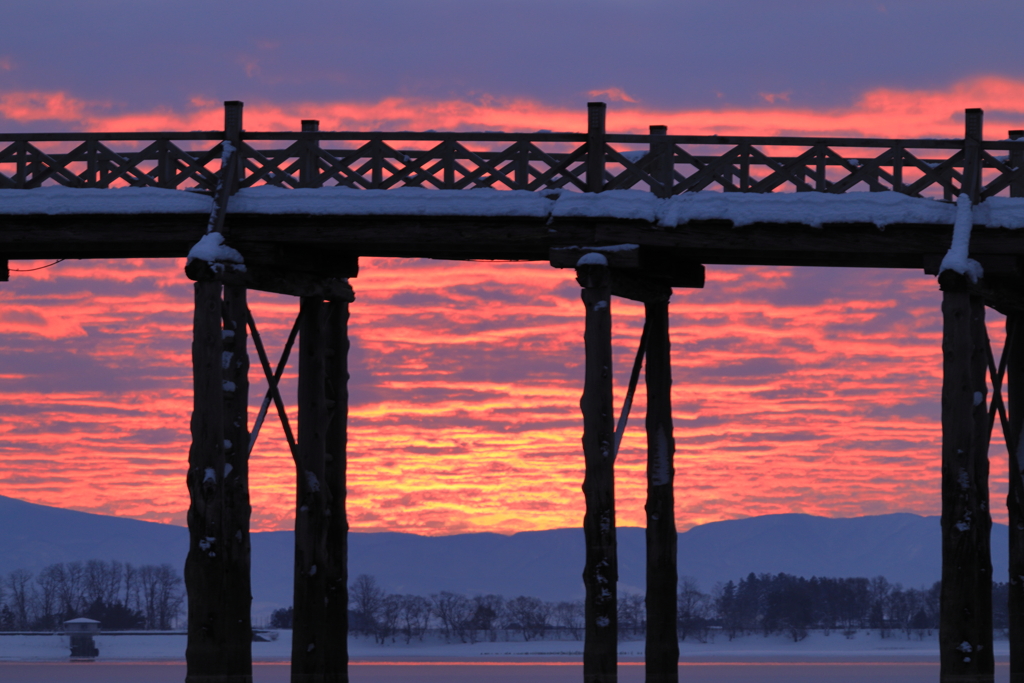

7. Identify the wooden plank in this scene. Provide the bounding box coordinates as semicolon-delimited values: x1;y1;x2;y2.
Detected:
644;299;678;683
939;271;994;683
184;280;253;683
292;297;350;683
577;257;617;683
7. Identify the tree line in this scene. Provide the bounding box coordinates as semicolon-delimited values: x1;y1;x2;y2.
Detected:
708;573;1010;642
270;572;1012;644
0;560;185;631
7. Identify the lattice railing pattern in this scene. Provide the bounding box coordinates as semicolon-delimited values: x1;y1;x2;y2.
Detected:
2;130;1023;200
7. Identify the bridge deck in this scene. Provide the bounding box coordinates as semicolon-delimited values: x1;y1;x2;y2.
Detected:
3;186;1024;270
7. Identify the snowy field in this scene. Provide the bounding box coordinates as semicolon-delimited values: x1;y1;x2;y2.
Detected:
0;631;1013;682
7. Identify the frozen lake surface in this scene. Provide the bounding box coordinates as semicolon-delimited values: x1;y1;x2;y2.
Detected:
0;631;1012;682
0;661;1014;683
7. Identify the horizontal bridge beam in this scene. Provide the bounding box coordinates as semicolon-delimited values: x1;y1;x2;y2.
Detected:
3;213;1024;270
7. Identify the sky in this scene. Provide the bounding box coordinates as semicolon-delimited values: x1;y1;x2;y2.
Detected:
2;0;1024;535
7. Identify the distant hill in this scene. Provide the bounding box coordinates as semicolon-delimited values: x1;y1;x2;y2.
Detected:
0;495;1007;618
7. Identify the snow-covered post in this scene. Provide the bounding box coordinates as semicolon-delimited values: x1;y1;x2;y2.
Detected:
644;297;678;682
293;293;352;683
938;108;994;683
576;252;617;683
587;102;606;193
185;100;254;683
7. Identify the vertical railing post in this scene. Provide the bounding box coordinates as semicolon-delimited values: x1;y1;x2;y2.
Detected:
1010;130;1023;199
293;290;352;683
649;125;671;199
224;101;244;190
644;296;678;683
577;254;617;683
515;139;530;190
587;102;607;193
962;108;983;202
300;120;320;188
156;139;174;189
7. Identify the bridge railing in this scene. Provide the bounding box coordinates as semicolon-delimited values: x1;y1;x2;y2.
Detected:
2;111;1022;201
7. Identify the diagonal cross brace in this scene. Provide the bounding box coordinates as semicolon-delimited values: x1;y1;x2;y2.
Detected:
247;308;301;460
613;319;650;460
985;321;1016;456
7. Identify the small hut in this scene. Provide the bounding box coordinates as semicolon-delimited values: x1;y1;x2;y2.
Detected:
64;617;100;659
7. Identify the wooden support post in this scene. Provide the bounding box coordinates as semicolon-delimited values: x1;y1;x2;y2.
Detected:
185;281;253;683
939;272;994;683
185;100;253;683
292;295;350;683
644;298;678;683
587;102;607;193
577;255;617;683
1008;312;1024;682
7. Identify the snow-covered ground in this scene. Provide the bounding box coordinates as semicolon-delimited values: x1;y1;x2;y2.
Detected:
0;630;1010;663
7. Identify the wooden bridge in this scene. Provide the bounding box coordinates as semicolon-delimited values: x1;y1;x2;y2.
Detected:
3;102;1024;683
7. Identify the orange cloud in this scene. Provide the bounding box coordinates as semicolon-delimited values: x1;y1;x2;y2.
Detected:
0;257;1000;535
587;88;637;103
3;75;1023;139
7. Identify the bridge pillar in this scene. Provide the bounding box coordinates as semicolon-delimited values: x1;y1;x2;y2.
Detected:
292;294;352;683
185;99;253;683
939;271;994;683
644;298;678;683
577;254;618;683
1008;129;1024;683
185;281;253;683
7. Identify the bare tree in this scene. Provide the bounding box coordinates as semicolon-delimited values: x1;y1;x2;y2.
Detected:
137;564;184;629
471;594;504;642
678;576;710;642
34;565;61;629
617;592;644;638
376;594;402;644
431;591;473;643
350;574;385;636
6;570;32;630
397;594;430;644
83;560;107;609
504;596;550;641
552;600;584;640
123;563;138;612
52;561;85;619
105;561;124;605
